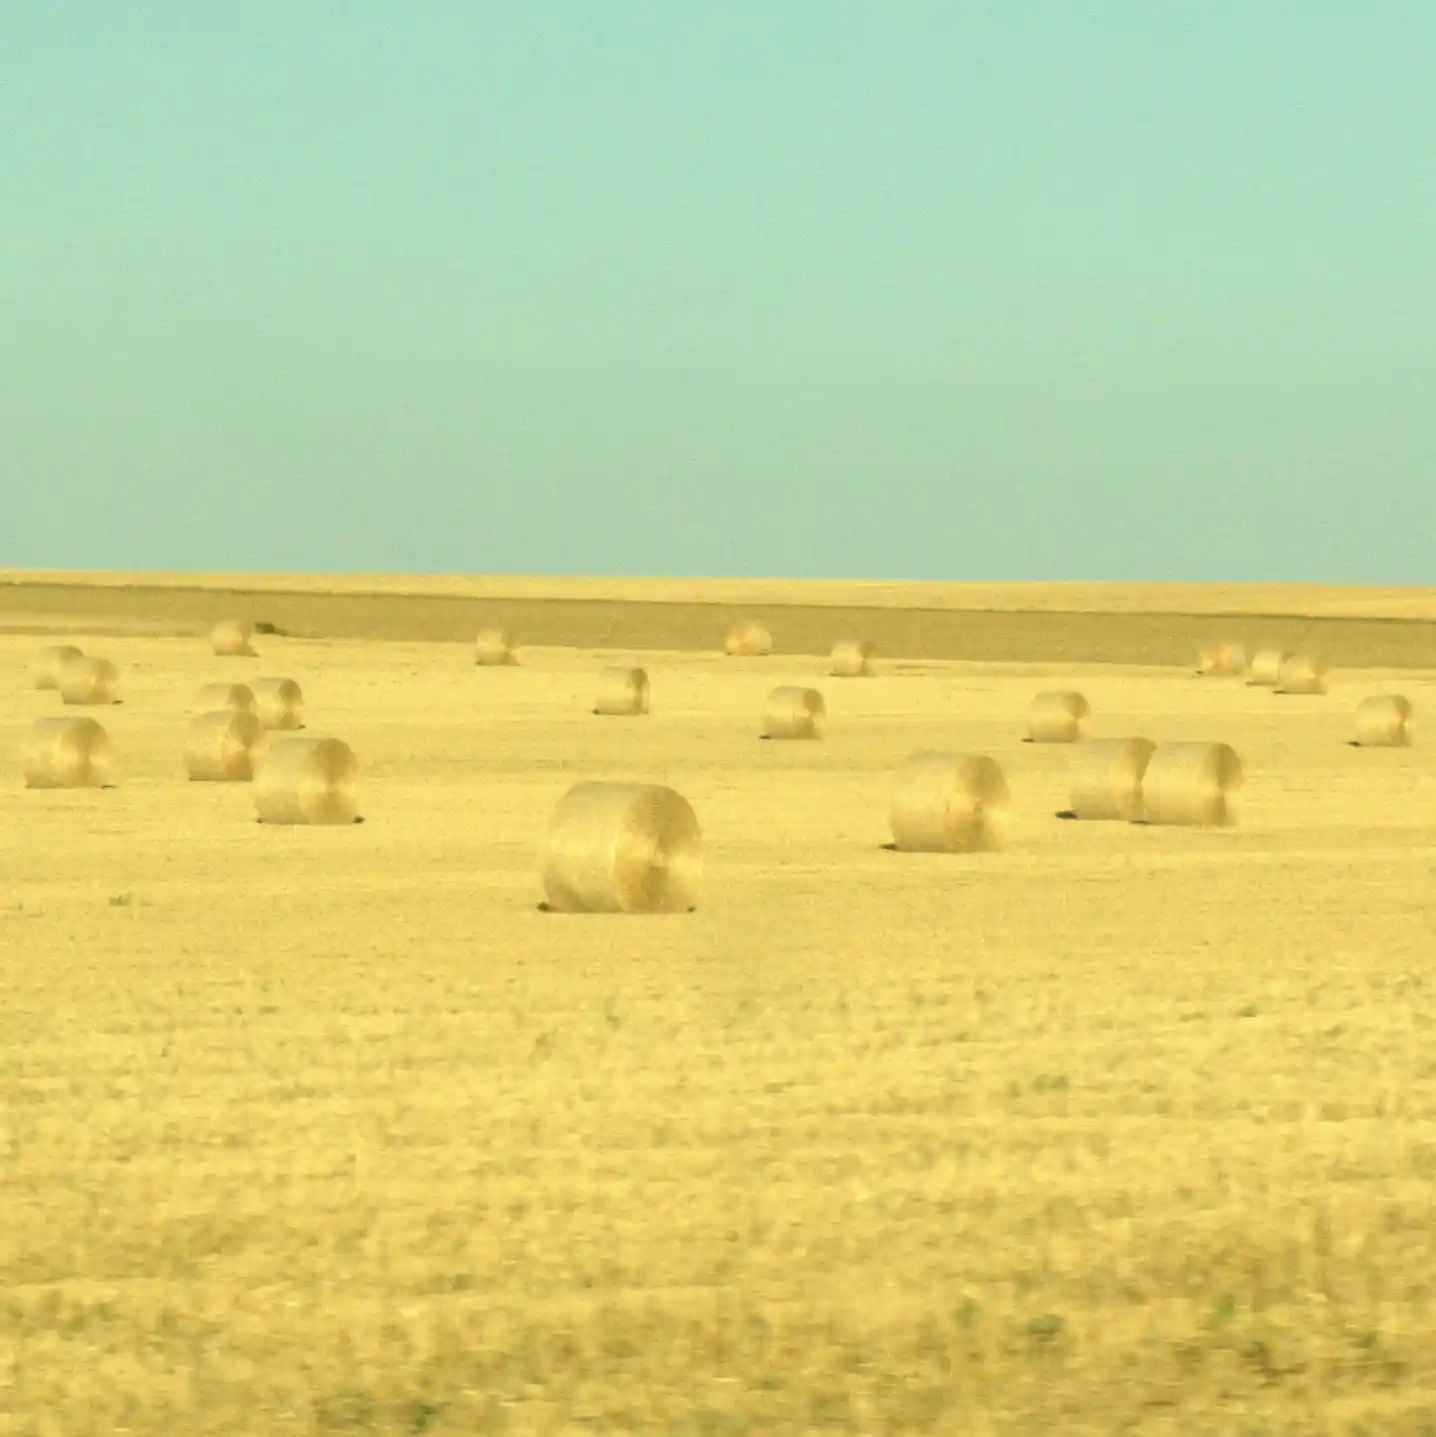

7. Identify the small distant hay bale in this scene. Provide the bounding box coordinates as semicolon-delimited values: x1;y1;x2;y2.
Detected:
889;751;1010;853
23;716;114;789
253;735;360;825
1276;654;1327;695
1069;737;1156;821
185;710;266;782
593;666;650;716
193;682;255;716
1353;694;1414;747
541;781;701;913
1026;691;1091;743
762;686;825;740
1247;649;1290;686
59;656;120;706
1141;742;1243;827
210;619;256;657
725;620;772;657
830;640;875;677
1198;640;1246;677
250;677;304;730
475;629;518;666
32;644;83;690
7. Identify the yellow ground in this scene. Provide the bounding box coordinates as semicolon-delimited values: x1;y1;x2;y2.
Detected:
4;614;1436;1434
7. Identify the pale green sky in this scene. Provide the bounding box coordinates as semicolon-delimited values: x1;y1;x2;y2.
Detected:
3;5;1434;581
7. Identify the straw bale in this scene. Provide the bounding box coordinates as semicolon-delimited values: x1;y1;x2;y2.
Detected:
593;666;650;716
1069;737;1156;821
475;629;518;666
725;620;772;657
1026;690;1091;743
251;676;304;730
541;781;701;913
1276;654;1327;695
23;716;114;789
889;751;1010;853
1198;640;1246;677
830;640;875;677
762;686;826;740
58;656;120;706
1141;742;1243;827
1353;694;1414;747
210;619;256;657
253;736;360;825
1247;649;1290;686
185;710;266;781
193;682;255;716
32;644;83;690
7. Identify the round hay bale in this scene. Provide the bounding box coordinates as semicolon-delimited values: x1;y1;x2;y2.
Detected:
58;656;120;706
193;681;255;716
1069;737;1156;821
541;781;701;914
1026;691;1091;743
1353;694;1414;747
185;709;266;782
250;676;304;730
32;644;83;691
889;751;1010;853
475;629;517;666
1198;640;1246;677
1247;649;1290;686
210;619;256;657
1276;654;1327;695
593;666;650;716
1141;742;1243;827
830;640;875;677
724;620;772;657
253;735;360;825
762;686;826;740
24;716;114;789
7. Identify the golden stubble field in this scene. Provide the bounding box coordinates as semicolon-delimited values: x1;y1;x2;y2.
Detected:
4;619;1436;1435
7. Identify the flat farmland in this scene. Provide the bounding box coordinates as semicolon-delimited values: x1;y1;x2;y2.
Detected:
4;618;1436;1435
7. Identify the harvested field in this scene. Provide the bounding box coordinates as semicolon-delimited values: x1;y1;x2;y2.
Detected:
4;593;1436;1434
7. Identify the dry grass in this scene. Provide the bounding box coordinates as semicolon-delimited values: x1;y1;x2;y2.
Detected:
4;611;1436;1434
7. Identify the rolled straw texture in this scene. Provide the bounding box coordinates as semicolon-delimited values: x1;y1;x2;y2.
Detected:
1198;640;1246;677
185;710;266;781
762;686;826;740
251;677;304;730
724;620;772;657
1353;695;1414;747
1026;691;1091;743
1141;742;1243;827
475;629;517;666
210;619;256;657
830;640;875;677
59;656;120;706
32;644;83;690
1276;654;1328;695
541;781;702;913
1248;649;1289;686
593;666;650;716
1069;737;1156;821
24;716;114;789
193;682;255;716
252;736;360;825
889;751;1010;853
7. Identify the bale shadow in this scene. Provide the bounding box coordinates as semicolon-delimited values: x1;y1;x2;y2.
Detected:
1055;809;1078;821
879;842;899;851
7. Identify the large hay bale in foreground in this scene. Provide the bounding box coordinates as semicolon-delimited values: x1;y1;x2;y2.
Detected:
185;710;266;782
762;686;826;740
475;629;517;666
24;716;114;789
1276;654;1327;695
1248;649;1289;686
250;676;304;730
32;644;83;691
1026;691;1091;743
59;656;120;706
725;620;772;657
1353;694;1414;747
193;682;255;716
830;640;875;677
889;752;1010;853
1198;640;1246;677
1069;737;1156;821
253;736;359;825
1141;742;1243;827
541;781;701;913
210;619;256;657
593;666;650;716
